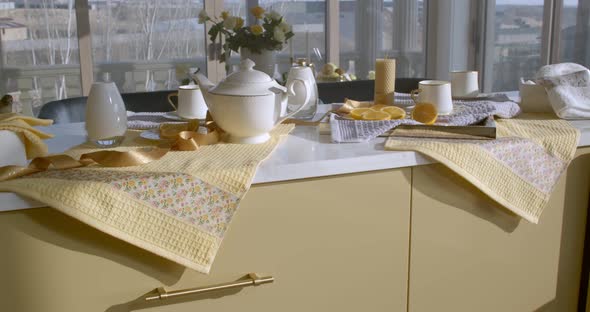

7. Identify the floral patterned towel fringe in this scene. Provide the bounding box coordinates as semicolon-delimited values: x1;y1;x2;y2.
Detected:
385;115;580;223
0;124;294;273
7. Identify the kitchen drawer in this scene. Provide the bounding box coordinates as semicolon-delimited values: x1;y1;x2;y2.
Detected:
0;168;412;312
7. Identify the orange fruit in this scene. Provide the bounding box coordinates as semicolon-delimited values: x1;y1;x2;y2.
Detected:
360;110;391;121
369;104;387;111
350;107;373;120
411;103;438;125
339;99;372;113
381;106;406;120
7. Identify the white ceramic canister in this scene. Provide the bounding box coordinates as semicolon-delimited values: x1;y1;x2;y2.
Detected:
240;48;277;77
85;82;127;146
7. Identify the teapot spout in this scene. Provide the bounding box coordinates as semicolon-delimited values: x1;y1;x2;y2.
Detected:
190;69;215;94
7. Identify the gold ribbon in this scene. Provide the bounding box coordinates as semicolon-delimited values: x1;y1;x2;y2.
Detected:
0;123;221;182
170;130;220;151
159;119;220;151
0;148;169;182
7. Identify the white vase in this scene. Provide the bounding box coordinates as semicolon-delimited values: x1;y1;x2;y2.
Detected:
240;48;277;76
85;82;127;147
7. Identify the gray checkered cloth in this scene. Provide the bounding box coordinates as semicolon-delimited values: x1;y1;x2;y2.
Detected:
127;111;185;129
330;93;521;143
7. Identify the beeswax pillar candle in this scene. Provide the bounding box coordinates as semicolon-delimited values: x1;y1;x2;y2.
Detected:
374;58;396;105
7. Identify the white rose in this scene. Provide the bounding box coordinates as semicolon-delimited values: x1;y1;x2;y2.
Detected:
198;10;208;24
322;63;337;76
223;16;237;30
273;28;285;42
279;22;292;33
266;10;282;21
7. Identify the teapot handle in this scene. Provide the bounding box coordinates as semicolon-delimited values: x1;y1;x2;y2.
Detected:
275;78;311;126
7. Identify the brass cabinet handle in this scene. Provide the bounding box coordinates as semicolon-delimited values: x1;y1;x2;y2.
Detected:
145;273;274;301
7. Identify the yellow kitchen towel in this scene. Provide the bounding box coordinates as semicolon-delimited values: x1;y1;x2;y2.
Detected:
0;113;53;159
385;114;580;223
0;124;294;273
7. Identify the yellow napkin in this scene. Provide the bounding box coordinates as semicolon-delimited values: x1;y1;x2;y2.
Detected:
0;113;54;159
0;124;295;273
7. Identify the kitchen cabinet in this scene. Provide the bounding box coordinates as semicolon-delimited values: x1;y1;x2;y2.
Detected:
0;168;412;312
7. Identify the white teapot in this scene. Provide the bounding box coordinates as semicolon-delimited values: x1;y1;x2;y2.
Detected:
192;59;311;144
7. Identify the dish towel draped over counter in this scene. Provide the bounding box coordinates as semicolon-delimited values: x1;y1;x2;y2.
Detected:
331;94;580;223
385;115;579;223
126;111;185;129
0;124;294;273
0;113;53;159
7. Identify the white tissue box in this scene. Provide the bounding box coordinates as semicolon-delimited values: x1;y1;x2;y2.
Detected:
518;79;554;113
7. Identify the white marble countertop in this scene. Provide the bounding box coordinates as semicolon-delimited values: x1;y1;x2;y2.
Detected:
1;104;590;212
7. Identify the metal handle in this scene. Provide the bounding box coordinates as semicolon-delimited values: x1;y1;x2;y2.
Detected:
145;273;274;301
167;92;178;110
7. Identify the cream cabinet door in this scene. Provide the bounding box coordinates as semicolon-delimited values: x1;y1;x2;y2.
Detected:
0;168;412;312
409;151;590;312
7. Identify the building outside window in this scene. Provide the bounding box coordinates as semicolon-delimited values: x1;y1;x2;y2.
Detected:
0;1;81;111
88;0;207;94
489;0;545;91
339;0;426;80
560;0;590;67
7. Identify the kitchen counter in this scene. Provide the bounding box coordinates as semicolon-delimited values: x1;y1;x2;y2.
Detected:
2;105;590;212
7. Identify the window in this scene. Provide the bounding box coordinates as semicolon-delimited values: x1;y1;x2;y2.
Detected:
2;0;586;112
559;0;590;67
257;0;326;74
0;2;81;111
88;0;207;93
488;0;545;91
339;0;427;80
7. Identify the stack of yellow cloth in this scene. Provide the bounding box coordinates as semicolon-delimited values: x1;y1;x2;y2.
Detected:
0;113;54;159
385;114;580;223
0;124;294;273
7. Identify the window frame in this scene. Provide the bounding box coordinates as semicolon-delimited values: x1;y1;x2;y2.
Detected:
476;0;565;92
6;0;574;97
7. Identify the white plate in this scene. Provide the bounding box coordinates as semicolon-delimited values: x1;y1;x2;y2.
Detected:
163;111;205;121
139;129;162;140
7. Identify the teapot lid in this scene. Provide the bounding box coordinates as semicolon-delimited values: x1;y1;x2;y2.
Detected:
209;59;284;96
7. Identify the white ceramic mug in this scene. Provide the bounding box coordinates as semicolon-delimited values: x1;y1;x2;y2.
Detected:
450;71;479;98
410;80;453;115
167;85;207;119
